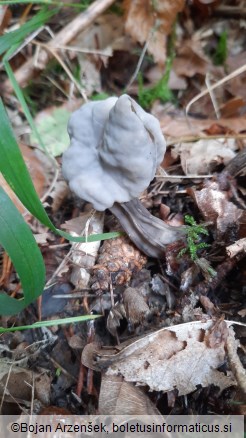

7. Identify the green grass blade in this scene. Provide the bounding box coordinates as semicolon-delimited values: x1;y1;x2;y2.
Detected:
0;99;55;228
0;1;87;7
4;58;47;152
0;7;58;56
0;187;46;315
0;314;101;333
0;99;121;243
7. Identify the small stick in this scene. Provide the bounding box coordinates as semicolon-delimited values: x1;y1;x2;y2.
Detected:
4;0;116;92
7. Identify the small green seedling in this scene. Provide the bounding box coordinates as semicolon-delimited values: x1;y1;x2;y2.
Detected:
213;31;227;66
179;215;216;277
138;59;174;109
178;214;210;261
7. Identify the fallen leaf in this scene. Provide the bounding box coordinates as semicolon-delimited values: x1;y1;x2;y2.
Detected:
123;287;150;325
226;53;246;100
92;320;237;396
0;5;11;33
123;0;185;64
151;104;246;138
99;375;160;415
107;302;126;337
0;361;50;405
173;37;212;78
220;97;245;118
172;138;237;175
145;65;187;90
72;14;127;96
205;319;229;349
188;181;244;235
31;100;82;157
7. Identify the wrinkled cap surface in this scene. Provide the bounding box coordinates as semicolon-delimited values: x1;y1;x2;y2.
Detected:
62;94;166;211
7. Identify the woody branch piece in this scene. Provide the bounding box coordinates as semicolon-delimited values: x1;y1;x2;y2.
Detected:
4;0;116;93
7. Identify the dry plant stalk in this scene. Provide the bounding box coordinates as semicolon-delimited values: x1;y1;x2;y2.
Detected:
4;0;116;92
226;327;246;394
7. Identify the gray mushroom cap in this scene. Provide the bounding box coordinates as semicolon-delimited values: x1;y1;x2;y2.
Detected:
62;94;166;211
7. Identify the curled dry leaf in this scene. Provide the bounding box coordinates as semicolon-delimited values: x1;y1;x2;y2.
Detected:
49;180;70;214
72;14;128;96
188;181;244;236
204;318;229;349
123;0;185;64
199;295;218;317
99;375;160;415
172;138;236;175
0;362;50;405
123;287;150;325
91;320;236;396
107;302;126;337
151;105;246;138
173;37;212;78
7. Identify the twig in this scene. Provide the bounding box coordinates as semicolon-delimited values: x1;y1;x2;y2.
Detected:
166;134;246;146
4;0;117;92
226;327;246;394
125;29;154;91
205;72;221;119
186;64;246;125
33;40;88;101
214;6;246;19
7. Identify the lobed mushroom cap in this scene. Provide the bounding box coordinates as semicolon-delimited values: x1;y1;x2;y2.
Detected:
62;94;166;211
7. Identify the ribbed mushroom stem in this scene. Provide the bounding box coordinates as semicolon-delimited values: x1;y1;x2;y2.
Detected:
109;199;187;258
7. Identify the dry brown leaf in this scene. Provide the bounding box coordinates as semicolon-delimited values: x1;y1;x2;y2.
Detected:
151;105;246;138
205;319;229;349
0;5;11;33
220;97;245;118
49;180;69;213
172;138;237;175
173;37;211;78
189;181;244;235
107;302;126;337
0;362;50;405
99;375;160;415
226;53;246;100
123;287;150;325
95;320;236;396
72;14;127;95
146;65;187;90
123;0;185;64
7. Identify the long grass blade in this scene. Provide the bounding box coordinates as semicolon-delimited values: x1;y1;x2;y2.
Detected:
0;188;46;315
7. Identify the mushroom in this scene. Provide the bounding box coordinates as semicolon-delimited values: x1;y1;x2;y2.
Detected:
62;95;186;258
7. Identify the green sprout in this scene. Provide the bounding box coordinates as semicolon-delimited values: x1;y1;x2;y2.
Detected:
179;215;216;278
179;215;210;261
138;57;174;109
213;31;227;66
